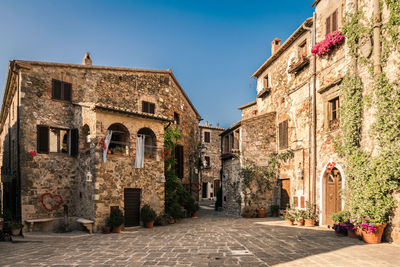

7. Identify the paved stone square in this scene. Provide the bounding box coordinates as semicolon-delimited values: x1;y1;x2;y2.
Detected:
1;202;400;267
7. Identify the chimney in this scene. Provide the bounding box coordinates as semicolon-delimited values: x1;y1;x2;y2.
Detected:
82;52;92;66
271;38;281;55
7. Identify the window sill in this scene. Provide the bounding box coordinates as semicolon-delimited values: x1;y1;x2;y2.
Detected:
51;98;72;104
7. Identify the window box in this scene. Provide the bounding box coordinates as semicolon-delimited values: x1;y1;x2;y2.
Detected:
288;56;310;74
311;30;345;57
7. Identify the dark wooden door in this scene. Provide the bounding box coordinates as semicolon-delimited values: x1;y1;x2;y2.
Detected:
280;179;290;209
325;168;342;225
214;180;221;197
124;188;141;227
202;182;207;198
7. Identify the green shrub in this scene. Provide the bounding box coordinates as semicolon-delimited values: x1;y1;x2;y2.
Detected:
331;210;350;224
270;205;280;213
109;208;124;227
141;205;157;223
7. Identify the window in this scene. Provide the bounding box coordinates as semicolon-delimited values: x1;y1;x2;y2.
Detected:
326;10;338;35
142;101;155;114
174;145;184;178
138;127;156;157
108;123;129;155
264;75;269;88
52;79;72;101
329;97;340;130
204;156;210;168
174;112;180;125
299;40;307;58
279;120;288;150
37;125;78;156
204;131;210;143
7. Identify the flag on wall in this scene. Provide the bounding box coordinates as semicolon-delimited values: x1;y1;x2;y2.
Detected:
103;130;112;163
135;135;145;168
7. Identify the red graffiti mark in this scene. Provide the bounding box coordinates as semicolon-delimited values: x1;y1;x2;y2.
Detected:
161;150;170;161
40;193;63;212
29;150;37;157
326;162;336;174
190;183;201;193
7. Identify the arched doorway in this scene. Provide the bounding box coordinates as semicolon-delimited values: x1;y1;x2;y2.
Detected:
324;168;342;225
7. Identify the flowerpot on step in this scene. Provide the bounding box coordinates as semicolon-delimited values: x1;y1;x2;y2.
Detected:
192;212;198;218
144;221;154;228
296;220;304;226
257;209;266;218
304;219;315;227
361;223;387;244
285;219;294;226
112;225;122;233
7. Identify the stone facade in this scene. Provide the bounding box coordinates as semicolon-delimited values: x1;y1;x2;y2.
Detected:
0;58;201;232
199;124;224;200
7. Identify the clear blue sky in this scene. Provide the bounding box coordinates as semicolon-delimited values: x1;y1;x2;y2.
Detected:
0;0;313;128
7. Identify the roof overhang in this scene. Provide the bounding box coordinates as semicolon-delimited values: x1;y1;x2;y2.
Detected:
311;0;321;7
238;100;256;110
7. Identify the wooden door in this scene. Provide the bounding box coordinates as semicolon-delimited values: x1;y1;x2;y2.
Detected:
325;168;342;225
124;188;141;227
280;179;290;209
202;182;208;198
214;180;221;197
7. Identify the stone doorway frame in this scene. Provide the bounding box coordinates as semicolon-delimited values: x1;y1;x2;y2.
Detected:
319;161;345;225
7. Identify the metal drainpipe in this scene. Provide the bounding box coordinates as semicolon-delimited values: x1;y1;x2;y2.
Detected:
373;0;381;75
311;12;317;207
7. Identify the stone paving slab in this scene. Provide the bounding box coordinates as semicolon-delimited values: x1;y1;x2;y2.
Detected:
1;201;400;266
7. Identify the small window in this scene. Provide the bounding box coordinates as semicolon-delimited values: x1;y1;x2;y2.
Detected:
326;9;338;35
299;40;307;58
142;101;155;114
52;79;72;101
204;132;210;143
205;156;210;168
49;128;69;154
174;112;180;125
329;97;340;130
37;125;78;156
138;127;156;157
263;75;269;88
108;123;130;155
279;120;288;150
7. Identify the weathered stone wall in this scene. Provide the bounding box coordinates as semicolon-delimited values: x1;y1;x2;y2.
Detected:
221;157;241;216
200;125;224;199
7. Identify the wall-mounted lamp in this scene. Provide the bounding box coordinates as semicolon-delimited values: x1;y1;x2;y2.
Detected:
159;174;166;183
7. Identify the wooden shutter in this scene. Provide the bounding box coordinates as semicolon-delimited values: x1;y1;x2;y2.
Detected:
149;103;155;114
332;10;338;32
142;101;147;112
204;132;210;143
63;82;72;101
37;125;49;153
52;79;62;100
279;120;288;149
70;128;79;157
326;16;331;35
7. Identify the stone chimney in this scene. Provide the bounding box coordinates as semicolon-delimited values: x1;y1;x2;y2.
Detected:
271;38;281;55
82;52;92;66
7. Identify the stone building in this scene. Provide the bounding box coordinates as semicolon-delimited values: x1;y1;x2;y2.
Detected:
0;55;201;232
199;123;224;200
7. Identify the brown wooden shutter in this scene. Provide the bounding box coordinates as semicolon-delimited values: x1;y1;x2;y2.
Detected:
149;103;155;114
204;132;210;143
52;79;62;100
283;120;288;149
70;128;79;157
279;121;288;149
326;16;331;35
37;125;49;153
63;82;72;101
332;10;338;32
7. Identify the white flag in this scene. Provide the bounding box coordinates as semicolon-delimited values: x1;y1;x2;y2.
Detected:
135;135;145;168
103;130;112;163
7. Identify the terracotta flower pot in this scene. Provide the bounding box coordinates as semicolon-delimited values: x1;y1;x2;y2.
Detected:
296;220;304;226
272;211;279;217
304;219;315;227
103;226;111;234
361;223;387;244
347;228;359;239
11;228;21;236
144;221;154;228
285;219;294;226
192;212;198;218
112;225;122;233
257;209;266;218
244;212;252;218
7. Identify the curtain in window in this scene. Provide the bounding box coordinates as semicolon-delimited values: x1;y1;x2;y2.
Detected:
103;130;112;163
135;135;145;168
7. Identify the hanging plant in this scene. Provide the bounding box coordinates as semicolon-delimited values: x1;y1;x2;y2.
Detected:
311;30;345;57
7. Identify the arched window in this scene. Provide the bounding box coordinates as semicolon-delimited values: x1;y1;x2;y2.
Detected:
137;128;156;157
108;123;130;155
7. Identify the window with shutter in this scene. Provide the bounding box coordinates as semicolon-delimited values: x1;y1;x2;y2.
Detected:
204;132;210;143
279;120;288;149
326;17;331;35
142;101;155;114
37;125;49;154
52;80;62;100
332;10;338;32
70;128;79;157
63;82;72;101
52;79;72;101
205;156;210;168
174;112;180;125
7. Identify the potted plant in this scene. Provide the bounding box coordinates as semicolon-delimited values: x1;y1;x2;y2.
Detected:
282;207;295;226
141;205;157;228
257;206;267;218
331;211;350;236
9;221;24;236
103;218;111;234
109;208;124;233
359;218;387;244
190;203;200;218
270;205;280;217
295;209;306;226
304;202;316;227
155;213;170;226
243;207;253;218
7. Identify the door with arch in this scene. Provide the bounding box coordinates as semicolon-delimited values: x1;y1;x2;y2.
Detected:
325;168;342;225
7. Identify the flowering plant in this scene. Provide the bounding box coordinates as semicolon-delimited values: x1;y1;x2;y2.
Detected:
311;30;345;57
360;218;378;233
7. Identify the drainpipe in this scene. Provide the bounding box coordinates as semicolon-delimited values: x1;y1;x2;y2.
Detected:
16;68;21;221
311;12;317;207
373;0;381;75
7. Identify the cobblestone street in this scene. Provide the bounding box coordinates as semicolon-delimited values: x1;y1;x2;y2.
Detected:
1;202;399;267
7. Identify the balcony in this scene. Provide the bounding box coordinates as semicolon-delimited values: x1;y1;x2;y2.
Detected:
288;56;310;74
257;87;271;98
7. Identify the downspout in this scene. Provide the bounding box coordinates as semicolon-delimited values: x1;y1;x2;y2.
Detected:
373;0;381;75
311;12;317;207
16;68;21;221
